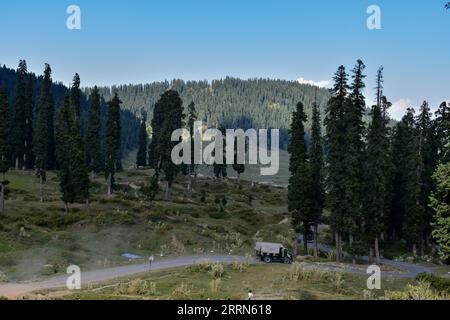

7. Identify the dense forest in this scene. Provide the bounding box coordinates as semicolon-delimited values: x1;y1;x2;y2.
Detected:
0;64;140;155
89;78;332;150
288;60;450;264
1;65;335;151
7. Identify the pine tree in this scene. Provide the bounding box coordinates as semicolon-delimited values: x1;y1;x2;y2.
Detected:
364;102;388;264
70;74;90;206
434;101;450;162
33;63;55;201
149;90;185;199
0;88;10;213
23;73;34;170
288;102;313;253
85;86;103;175
430;162;450;263
213;125;227;179
346;59;367;260
309;91;324;257
55;95;76;211
71;73;81;121
416;101;439;253
136;110;148;168
325;65;350;262
105;93;122;195
9;60;28;170
56;92;90;211
232;148;245;185
397;109;423;254
185;102;198;192
186;102;197;176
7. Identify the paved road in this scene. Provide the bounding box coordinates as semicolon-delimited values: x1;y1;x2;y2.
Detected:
0;255;248;298
315;243;432;278
0;252;433;298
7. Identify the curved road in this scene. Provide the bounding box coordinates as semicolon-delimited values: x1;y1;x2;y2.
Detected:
0;253;432;299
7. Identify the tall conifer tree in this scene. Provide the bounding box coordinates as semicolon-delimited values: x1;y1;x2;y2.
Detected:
0;88;10;213
364;102;388;264
309;92;324;257
85;86;103;175
325;65;350;262
136;110;148;168
33;63;55;201
288;102;313;253
105;93;122;195
149;90;184;199
9;60;28;170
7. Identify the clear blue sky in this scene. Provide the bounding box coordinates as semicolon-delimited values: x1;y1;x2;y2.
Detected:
1;0;449;118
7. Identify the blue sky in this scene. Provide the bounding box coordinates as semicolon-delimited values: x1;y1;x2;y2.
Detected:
1;0;449;118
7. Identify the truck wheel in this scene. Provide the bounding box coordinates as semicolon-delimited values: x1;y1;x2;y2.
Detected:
264;256;271;263
283;257;292;264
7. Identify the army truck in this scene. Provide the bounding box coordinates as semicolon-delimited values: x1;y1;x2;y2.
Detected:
255;242;292;264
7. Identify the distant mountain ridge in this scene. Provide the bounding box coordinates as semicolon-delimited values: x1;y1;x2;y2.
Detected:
89;77;332;149
1;64;332;152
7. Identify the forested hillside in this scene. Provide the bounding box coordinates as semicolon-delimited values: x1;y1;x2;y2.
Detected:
0;64;139;154
1;64;334;151
89;78;332;149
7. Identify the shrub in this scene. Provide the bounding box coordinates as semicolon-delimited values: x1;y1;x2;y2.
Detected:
114;279;157;296
384;281;449;300
415;273;450;293
171;282;192;299
200;190;206;203
332;272;345;293
210;263;224;279
327;250;336;262
231;259;248;272
209;278;221;293
188;259;212;273
288;263;310;281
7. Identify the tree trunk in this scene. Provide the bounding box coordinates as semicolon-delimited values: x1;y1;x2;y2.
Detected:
369;247;374;264
412;243;417;256
303;232;308;254
86;199;91;214
349;234;356;265
15;157;19;170
420;238;425;257
0;183;5;214
187;175;192;194
64;202;69;213
39;174;44;202
375;235;381;265
164;181;169;200
335;231;340;263
107;173;112;196
313;224;318;258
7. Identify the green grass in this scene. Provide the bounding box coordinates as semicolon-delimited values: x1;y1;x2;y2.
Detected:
0;169;292;281
41;263;411;300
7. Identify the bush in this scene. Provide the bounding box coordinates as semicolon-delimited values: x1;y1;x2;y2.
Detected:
384;281;449;300
288;263;310;281
210;263;225;279
171;282;192;299
209;278;221;293
200;190;206;203
188;260;224;279
416;273;450;293
114;280;157;296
